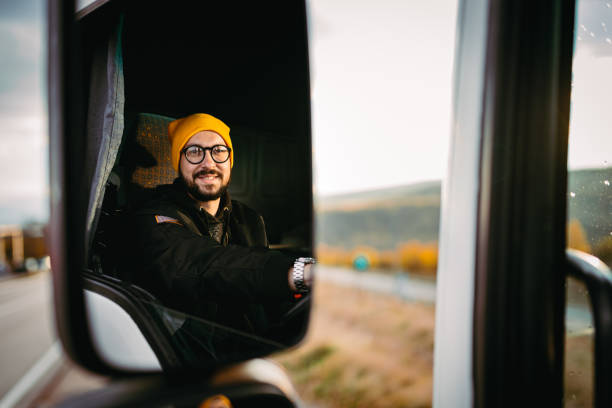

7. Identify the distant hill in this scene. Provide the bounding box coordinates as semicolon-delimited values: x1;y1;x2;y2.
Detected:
316;181;441;212
316;181;441;250
567;167;612;248
316;168;611;250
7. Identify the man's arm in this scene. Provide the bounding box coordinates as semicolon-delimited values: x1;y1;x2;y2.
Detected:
126;212;296;307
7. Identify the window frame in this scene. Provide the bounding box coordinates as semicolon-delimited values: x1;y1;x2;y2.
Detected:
434;0;576;405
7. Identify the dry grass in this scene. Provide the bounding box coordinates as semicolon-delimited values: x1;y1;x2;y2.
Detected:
272;280;435;408
564;334;594;408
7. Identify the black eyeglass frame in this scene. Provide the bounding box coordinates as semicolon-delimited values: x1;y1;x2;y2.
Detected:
181;144;232;165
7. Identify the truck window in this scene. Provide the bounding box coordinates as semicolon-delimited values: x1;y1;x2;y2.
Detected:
272;1;459;406
564;0;612;405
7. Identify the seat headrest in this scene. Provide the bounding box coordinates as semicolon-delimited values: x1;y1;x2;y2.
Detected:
130;113;176;188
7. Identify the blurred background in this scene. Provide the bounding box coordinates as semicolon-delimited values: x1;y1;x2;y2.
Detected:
0;1;58;405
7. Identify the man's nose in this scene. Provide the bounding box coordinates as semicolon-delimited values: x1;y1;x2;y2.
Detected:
201;150;217;167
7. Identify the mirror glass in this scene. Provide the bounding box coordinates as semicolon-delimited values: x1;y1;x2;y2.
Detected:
77;0;313;370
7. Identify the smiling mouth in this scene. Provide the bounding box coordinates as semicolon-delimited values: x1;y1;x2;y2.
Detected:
194;171;220;183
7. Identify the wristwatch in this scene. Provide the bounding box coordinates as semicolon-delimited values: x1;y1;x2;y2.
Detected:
292;257;316;293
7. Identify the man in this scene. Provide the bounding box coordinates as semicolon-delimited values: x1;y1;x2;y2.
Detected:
121;113;314;341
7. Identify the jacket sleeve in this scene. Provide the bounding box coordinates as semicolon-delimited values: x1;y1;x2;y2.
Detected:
125;212;294;308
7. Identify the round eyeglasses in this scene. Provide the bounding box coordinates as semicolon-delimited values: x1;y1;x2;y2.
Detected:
182;144;231;165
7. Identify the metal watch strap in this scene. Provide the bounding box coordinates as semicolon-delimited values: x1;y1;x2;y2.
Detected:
292;257;315;293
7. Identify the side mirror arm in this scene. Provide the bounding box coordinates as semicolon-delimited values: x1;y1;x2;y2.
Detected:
566;249;612;408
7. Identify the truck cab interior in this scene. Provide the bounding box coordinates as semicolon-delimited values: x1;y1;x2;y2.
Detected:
52;0;314;374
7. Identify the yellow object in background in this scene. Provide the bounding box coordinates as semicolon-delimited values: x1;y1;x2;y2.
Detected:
199;394;233;408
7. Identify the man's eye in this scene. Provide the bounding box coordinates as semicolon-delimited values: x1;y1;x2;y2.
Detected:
213;146;226;154
186;147;202;156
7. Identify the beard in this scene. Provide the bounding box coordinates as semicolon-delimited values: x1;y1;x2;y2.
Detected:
181;169;231;202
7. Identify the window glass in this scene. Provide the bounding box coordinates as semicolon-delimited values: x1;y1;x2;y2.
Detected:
272;1;458;406
567;0;612;266
565;0;612;405
564;277;594;406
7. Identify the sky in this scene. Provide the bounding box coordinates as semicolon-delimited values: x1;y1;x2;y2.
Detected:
568;0;612;170
309;0;458;195
0;0;47;224
0;0;611;224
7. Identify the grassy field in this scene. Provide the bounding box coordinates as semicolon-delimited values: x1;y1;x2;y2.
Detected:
272;280;435;408
272;279;595;408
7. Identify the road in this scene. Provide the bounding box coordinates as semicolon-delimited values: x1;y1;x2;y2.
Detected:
0;271;59;405
316;265;436;303
316;265;593;334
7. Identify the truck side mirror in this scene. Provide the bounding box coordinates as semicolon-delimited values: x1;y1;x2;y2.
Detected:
48;0;313;374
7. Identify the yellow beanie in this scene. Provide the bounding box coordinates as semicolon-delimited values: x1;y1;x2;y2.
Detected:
168;113;233;172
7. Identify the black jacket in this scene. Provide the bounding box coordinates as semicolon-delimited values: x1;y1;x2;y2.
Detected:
119;179;295;336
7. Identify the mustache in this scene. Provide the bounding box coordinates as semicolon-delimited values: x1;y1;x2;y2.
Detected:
194;169;221;179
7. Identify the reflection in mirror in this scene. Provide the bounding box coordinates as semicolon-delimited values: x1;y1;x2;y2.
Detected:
80;1;312;370
85;289;160;371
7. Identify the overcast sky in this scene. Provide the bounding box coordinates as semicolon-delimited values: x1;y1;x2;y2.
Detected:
0;0;610;224
568;0;612;171
0;0;47;224
309;0;458;195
